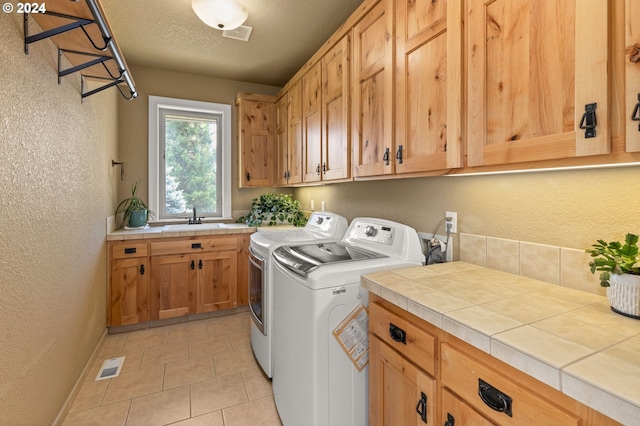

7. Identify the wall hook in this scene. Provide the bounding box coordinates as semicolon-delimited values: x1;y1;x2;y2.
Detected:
112;160;125;181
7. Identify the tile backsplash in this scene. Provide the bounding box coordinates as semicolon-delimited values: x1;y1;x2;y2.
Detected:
460;233;605;297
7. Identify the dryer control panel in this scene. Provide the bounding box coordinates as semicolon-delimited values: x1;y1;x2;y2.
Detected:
350;222;395;245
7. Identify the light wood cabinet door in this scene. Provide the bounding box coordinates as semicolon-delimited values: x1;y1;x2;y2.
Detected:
370;336;437;426
352;0;394;178
302;62;323;183
110;256;149;326
237;95;276;187
322;34;351;181
395;0;462;174
626;0;640;152
196;251;237;312
466;0;609;167
287;81;303;184
441;388;496;426
151;254;196;320
276;94;290;185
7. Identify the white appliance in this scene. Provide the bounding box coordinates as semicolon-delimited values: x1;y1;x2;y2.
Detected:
271;218;424;426
249;212;348;378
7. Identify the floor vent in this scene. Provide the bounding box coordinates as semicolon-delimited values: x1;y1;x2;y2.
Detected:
222;25;253;42
95;356;125;381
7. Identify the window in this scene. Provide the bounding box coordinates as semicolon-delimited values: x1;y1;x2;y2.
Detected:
149;96;231;221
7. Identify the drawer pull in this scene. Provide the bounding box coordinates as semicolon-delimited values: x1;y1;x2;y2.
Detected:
478;378;513;417
124;247;137;254
444;413;455;426
389;323;406;344
415;391;427;423
192;243;202;249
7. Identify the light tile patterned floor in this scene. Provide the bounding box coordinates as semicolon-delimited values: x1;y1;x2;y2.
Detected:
63;312;282;426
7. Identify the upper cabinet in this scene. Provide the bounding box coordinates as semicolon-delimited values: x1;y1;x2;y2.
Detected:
302;62;324;183
466;0;610;167
394;0;463;174
237;93;276;188
352;0;394;178
626;0;640;153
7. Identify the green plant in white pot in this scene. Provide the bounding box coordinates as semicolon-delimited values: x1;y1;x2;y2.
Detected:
238;193;307;227
587;233;640;319
115;180;152;228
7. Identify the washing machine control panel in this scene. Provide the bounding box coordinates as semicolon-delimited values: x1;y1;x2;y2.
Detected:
350;222;395;245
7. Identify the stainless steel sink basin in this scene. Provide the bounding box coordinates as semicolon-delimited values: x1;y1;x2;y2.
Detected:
163;223;227;232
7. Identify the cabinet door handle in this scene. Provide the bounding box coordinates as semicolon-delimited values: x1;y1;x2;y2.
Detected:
415;392;427;423
578;102;597;138
198;259;203;269
191;260;195;270
444;413;455;426
478;378;513;417
632;94;640;131
396;144;403;164
383;147;390;165
389;323;406;344
316;164;321;174
322;163;326;174
139;264;145;275
246;172;251;182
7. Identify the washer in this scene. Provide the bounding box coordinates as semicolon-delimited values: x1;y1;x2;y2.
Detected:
249;212;348;378
271;218;424;426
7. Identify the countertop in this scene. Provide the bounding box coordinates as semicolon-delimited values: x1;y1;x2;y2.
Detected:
361;261;640;426
106;223;301;241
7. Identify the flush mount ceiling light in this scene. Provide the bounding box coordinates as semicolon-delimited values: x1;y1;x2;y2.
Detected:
192;0;248;30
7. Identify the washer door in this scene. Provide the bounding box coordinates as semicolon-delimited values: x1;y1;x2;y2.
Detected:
248;248;265;334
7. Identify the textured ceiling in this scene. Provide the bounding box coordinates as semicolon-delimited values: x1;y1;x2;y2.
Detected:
101;0;364;87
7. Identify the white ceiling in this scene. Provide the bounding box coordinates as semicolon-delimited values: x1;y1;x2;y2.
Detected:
100;0;364;88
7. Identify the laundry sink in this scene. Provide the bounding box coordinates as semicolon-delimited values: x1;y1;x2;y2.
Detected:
163;223;226;232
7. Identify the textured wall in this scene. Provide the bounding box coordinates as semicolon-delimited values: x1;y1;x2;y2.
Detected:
0;15;118;424
116;65;285;219
294;165;640;259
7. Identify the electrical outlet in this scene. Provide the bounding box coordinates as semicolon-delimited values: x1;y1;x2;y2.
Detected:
445;211;457;233
310;200;315;211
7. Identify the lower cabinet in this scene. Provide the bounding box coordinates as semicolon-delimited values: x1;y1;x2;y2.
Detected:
368;294;620;426
107;234;246;327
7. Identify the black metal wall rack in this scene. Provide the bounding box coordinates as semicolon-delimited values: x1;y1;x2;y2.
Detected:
24;0;137;101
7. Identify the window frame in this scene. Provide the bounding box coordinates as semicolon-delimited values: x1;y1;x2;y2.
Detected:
148;95;232;221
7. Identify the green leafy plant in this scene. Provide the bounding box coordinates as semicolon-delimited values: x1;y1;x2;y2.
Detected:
586;233;640;287
115;180;153;227
237;193;307;227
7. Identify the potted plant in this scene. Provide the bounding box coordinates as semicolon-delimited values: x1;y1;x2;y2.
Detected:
115;180;152;228
586;233;640;319
238;193;307;227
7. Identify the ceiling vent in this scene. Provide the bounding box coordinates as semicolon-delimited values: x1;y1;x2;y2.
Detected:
222;25;252;42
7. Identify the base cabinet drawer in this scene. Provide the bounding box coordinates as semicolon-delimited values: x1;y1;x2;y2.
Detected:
369;302;437;376
441;388;495;426
441;343;580;426
369;336;436;426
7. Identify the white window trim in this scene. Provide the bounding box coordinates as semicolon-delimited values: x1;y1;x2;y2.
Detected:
148;95;232;221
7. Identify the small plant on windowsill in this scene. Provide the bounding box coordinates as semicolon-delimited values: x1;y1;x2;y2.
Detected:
237;193;307;227
586;233;640;319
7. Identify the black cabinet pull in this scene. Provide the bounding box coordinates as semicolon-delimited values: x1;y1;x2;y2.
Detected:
383;147;390;165
198;259;203;269
578;102;597;138
139;264;145;275
316;164;321;174
396;144;403;164
632;94;640;131
322;163;327;174
124;247;136;254
389;323;406;344
190;260;195;270
192;243;201;249
478;378;513;417
444;413;455;426
246;172;251;181
415;392;427;423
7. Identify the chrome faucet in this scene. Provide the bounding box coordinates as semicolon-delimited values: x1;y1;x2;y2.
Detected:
188;206;201;224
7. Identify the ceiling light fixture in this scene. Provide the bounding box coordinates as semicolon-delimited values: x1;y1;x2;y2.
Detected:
191;0;248;30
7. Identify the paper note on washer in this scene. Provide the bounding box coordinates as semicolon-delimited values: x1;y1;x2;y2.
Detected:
333;304;369;371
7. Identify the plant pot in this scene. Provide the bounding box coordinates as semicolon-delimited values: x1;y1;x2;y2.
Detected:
128;209;148;228
607;273;640;319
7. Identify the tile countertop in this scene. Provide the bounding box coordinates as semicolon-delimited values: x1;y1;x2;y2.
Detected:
105;223;301;241
361;261;640;426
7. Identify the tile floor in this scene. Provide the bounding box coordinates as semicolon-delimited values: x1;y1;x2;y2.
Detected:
62;311;282;426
